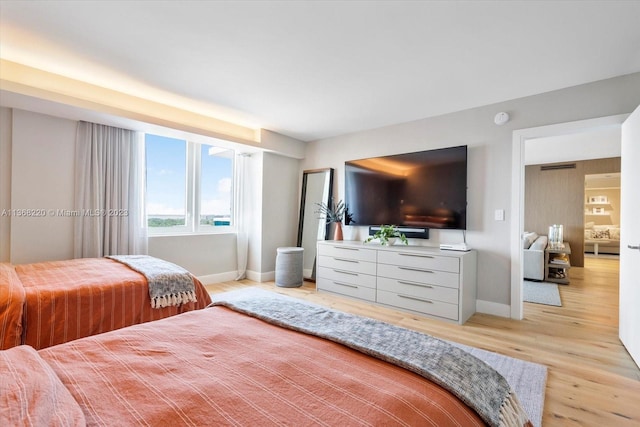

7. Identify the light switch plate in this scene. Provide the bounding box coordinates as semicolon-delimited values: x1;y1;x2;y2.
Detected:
494;209;505;221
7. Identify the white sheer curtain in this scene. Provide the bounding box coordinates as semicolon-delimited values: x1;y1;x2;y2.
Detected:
74;121;148;258
235;153;251;280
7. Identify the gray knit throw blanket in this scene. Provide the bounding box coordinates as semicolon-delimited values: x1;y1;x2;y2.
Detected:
108;255;196;308
211;289;531;427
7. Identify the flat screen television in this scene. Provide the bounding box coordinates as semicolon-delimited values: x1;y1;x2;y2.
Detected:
344;145;467;232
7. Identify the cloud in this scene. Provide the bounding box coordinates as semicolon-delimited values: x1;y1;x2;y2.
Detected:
218;178;232;193
200;198;231;215
146;202;184;216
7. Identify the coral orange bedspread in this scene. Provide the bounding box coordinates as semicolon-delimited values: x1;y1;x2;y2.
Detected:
0;258;211;350
28;305;485;426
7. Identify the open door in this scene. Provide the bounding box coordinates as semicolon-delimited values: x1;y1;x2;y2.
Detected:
620;104;640;368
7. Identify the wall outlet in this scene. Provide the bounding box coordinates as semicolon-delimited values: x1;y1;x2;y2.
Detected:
494;209;505;221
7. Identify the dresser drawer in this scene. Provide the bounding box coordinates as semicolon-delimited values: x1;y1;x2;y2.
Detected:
318;244;377;262
317;255;377;276
317;277;376;302
377;263;459;289
317;266;376;288
377;250;459;273
377;277;458;304
377;289;458;321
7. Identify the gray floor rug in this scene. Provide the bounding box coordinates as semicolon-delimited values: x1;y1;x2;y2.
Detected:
448;340;547;427
213;287;548;427
524;280;562;306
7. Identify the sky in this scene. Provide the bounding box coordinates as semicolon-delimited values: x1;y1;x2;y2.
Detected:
145;134;232;217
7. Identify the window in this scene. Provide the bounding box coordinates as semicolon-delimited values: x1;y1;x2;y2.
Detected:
145;134;234;234
198;144;234;229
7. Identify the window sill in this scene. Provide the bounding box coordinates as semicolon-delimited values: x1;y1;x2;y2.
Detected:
148;230;236;238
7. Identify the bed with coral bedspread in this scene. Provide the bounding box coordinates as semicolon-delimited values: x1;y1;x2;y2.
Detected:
1;290;538;427
0;257;211;350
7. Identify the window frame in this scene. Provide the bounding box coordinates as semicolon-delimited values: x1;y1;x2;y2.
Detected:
146;135;236;236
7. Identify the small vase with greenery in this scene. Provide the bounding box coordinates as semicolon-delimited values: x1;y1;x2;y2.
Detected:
364;224;408;246
315;198;345;224
316;198;348;240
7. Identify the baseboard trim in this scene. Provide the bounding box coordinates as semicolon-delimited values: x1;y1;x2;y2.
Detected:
246;270;275;283
198;270;276;284
197;271;238;285
476;299;511;318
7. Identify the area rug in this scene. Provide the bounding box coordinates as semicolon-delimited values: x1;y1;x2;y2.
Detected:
212;287;548;427
448;340;547;427
523;280;562;307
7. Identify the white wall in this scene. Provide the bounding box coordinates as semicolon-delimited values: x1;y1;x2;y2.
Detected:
242;151;300;281
148;233;237;281
10;109;76;264
525;126;621;165
246;151;264;278
302;72;640;309
0;108;12;262
260;152;300;276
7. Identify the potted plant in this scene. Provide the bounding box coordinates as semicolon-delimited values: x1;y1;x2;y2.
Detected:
315;198;347;240
364;225;408;246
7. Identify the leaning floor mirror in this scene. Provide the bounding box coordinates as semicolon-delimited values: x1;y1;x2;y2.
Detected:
297;168;334;281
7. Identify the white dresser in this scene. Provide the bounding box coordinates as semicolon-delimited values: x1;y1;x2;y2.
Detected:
316;241;477;324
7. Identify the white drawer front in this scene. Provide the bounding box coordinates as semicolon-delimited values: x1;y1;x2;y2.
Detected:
318;244;377;262
317;277;376;302
377;277;458;304
377;289;458;321
377;264;459;289
318;255;377;276
377;250;459;273
317;266;376;288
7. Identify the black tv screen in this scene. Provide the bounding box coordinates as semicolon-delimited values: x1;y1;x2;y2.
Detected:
345;146;467;230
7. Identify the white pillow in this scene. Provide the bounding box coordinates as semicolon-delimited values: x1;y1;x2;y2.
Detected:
609;228;620;240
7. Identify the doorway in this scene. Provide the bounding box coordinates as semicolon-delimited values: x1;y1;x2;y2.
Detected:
584;173;621;259
510;114;629;319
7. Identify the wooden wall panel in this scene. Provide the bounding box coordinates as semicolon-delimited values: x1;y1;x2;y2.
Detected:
524;157;620;268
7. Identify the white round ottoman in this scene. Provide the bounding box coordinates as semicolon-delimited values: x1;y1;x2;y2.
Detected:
275;247;304;288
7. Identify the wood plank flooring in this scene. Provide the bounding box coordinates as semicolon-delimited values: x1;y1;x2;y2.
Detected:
205;256;639;426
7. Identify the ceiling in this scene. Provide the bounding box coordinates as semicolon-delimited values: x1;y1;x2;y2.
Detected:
1;1;640;142
585;173;620;189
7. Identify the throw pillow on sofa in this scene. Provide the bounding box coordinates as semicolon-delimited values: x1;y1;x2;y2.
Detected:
592;229;610;239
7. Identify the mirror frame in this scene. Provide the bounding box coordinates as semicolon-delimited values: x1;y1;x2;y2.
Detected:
297;168;334;280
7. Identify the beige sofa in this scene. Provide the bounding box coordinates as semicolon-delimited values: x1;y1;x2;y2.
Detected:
523;232;548;281
584;223;620;255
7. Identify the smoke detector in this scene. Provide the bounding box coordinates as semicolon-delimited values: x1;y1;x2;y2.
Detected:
494;112;510;126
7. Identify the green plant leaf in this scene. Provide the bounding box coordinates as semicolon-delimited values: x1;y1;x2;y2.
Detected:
364;224;408;245
315;197;347;223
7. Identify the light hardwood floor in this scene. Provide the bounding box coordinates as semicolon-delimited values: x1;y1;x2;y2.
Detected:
205;256;639;426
